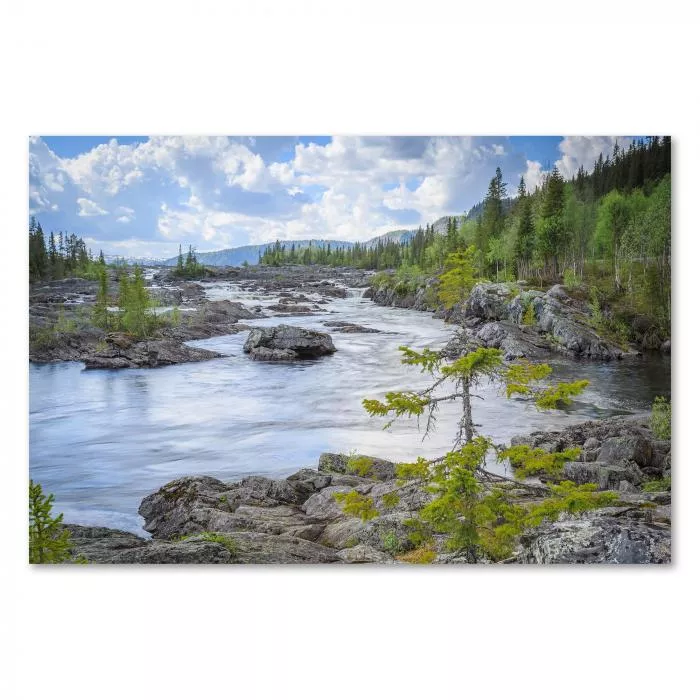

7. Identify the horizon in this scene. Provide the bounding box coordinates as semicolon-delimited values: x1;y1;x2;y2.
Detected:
30;135;634;258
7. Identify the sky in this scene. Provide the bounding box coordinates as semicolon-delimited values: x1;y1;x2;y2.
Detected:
28;135;632;259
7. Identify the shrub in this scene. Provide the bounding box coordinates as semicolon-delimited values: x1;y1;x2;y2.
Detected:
563;268;581;290
650;396;671;439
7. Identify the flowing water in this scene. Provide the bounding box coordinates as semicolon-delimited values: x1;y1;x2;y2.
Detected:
29;283;671;535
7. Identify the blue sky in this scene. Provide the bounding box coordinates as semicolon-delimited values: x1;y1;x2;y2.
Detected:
29;135;630;258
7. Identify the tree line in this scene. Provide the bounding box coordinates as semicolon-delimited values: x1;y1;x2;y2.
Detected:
29;217;105;282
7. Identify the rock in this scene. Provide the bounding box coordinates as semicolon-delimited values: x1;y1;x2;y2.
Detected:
318;452;396;481
267;304;315;313
65;524;148;562
474;320;550;360
243;325;336;361
229;531;340;564
546;284;571;301
110;539;235;564
138;475;232;539
660;339;671;354
338;544;393;563
517;514;671;564
321;321;381;333
583;437;601;450
464;282;516;320
83;339;221;369
598;435;654;468
563;461;644;489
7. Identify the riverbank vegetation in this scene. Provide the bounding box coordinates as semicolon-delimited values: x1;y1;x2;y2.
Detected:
261;137;671;344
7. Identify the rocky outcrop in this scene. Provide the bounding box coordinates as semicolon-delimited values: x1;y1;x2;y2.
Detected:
369;278;631;361
243;325;336;361
510;415;671;487
517;514;671;564
83;337;221;369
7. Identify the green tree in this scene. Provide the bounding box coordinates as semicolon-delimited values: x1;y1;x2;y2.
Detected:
437;246;479;308
536;166;566;276
350;342;600;561
29;480;73;564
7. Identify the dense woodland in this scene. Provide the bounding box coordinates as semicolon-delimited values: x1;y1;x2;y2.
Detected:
261;137;672;340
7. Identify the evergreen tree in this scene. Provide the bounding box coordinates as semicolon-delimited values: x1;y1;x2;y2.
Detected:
29;480;73;564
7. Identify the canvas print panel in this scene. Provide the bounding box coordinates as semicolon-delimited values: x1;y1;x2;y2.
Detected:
28;136;672;564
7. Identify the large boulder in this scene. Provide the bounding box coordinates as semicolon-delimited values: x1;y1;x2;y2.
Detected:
243;324;336;361
463;282;516;320
517;514;671;564
598;435;654;468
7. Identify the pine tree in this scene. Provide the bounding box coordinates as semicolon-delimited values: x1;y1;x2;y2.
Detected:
29;480;73;564
537;166;566;275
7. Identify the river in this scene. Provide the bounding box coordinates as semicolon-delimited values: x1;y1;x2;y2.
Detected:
29;283;671;535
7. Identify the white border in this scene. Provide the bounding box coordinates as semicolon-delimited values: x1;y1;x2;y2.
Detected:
2;2;698;698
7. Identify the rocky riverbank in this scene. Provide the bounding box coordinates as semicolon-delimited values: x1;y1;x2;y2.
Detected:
62;415;671;565
365;278;653;361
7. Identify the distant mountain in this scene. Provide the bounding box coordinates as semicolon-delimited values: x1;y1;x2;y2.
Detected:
162;239;355;267
105;254;165;265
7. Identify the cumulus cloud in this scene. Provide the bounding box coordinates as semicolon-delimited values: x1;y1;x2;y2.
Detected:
77;198;108;217
555;135;633;179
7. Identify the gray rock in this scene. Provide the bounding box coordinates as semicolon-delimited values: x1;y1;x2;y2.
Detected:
243;324;336;361
563;461;644;489
338;544;393;563
598;435;654;468
464;282;516;320
518;515;671;564
84;339;221;369
109;539;234;564
318;452;396;481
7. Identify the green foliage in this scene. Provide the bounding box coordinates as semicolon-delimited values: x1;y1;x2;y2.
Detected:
441;347;503;380
522;302;536;326
497;444;581;479
642;476;671;492
346;453;375;478
650;396;671;440
395;457;432;483
526;481;618;526
362;392;429;421
504;361;588;409
382;491;401;509
115;267;163;338
438;246;479;307
334;490;379;522
173;244;206;279
398;345;443;373
563;268;581;290
382;532;402;555
29;480;73;564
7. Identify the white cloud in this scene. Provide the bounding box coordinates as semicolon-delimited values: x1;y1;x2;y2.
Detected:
522;160;546;192
77;197;108;217
555;135;633;179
